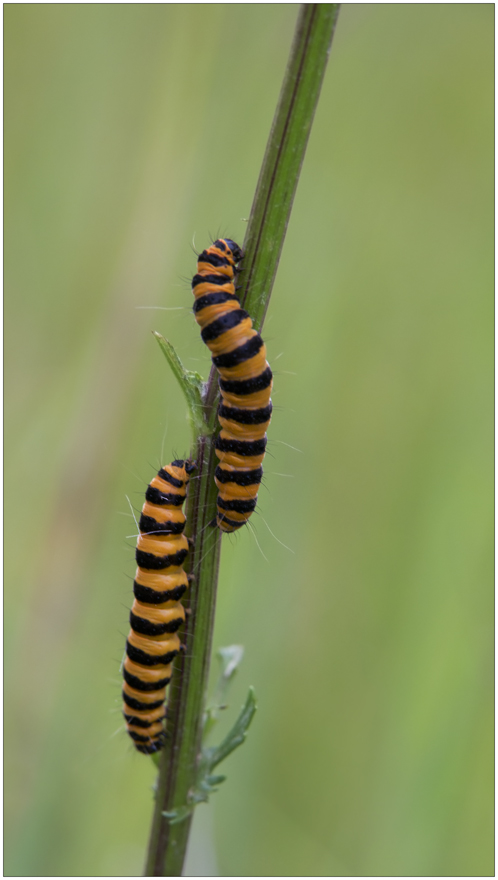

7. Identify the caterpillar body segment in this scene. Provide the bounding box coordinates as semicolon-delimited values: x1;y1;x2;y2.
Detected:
192;239;272;533
122;459;195;754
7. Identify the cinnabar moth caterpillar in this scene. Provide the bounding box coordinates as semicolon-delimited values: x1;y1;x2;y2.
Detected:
192;238;272;533
122;459;195;754
192;239;272;532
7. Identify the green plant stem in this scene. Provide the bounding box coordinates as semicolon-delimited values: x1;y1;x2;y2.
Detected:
145;426;221;876
240;3;341;328
144;4;340;875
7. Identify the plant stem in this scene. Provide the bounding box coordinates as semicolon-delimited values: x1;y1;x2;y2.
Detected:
240;3;341;329
144;5;340;875
145;427;221;877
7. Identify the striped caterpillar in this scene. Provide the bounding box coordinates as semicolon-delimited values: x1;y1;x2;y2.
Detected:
192;238;272;532
122;460;195;753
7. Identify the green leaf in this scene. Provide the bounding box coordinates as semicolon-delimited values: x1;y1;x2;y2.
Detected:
193;687;257;807
203;645;245;738
153;331;207;439
159;686;257;826
161;806;191;826
217;644;245;679
203;687;257;771
205;774;226;787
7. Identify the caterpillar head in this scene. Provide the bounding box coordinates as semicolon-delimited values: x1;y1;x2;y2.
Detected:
217;238;243;265
171;459;196;477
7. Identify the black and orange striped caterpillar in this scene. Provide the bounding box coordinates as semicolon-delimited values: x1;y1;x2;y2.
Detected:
192;238;272;533
122;460;195;753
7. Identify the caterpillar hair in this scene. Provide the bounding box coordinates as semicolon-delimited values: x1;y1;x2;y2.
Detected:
192;238;272;533
122;459;195;753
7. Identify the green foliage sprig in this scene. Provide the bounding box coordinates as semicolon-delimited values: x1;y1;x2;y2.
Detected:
161;647;257;825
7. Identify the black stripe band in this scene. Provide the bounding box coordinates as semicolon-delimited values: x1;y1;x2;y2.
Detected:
135;741;164;753
213;335;263;369
201;309;249;343
126;642;179;666
129;730;163;744
193;290;239;314
219;402;272;425
192;274;235;292
199;251;232;268
215;436;267;457
122;692;164;712
130;611;184;636
217;496;256;514
124;711;165;729
217;513;245;530
215;465;263;486
123;669;171;692
133;581;187;605
139;515;185;535
219;366;272;396
135;548;188;570
157;468;184;488
145;486;185;507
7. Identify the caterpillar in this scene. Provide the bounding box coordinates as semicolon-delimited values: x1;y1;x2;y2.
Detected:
192;238;272;533
122;459;195;754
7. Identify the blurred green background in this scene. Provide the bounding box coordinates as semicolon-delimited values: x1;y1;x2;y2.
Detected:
5;4;493;877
